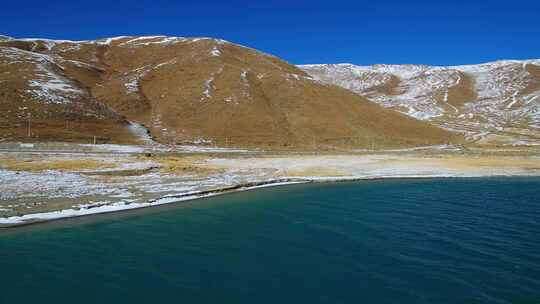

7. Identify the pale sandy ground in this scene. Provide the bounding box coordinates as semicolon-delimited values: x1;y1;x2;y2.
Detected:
209;154;540;178
1;151;539;227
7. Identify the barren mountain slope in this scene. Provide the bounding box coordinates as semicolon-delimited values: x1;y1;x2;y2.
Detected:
0;35;458;149
301;60;540;146
0;38;139;144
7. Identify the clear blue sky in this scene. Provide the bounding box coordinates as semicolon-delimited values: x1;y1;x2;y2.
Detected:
1;0;539;66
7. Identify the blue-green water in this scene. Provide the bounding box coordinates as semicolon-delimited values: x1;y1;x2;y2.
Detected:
1;178;540;303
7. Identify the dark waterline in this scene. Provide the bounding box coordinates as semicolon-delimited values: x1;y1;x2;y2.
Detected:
1;177;540;304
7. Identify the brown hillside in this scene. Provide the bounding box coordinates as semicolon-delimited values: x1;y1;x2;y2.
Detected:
0;46;138;144
446;72;477;108
0;36;459;149
522;64;540;95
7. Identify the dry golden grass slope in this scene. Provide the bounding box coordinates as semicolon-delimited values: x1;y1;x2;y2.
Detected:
0;35;459;149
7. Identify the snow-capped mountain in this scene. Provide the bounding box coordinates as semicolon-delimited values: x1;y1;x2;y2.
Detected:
301;60;540;146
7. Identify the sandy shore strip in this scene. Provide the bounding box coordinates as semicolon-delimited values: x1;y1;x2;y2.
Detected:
1;152;539;228
2;173;539;228
0;179;306;228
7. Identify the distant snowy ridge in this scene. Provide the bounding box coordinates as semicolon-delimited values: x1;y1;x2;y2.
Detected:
300;59;540;145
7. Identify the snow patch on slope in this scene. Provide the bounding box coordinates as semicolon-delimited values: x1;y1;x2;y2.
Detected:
127;122;155;145
119;36;189;47
200;66;224;101
0;47;84;104
210;46;221;57
124;78;139;93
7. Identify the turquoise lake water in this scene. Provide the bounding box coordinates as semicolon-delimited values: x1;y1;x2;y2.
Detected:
1;177;539;303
